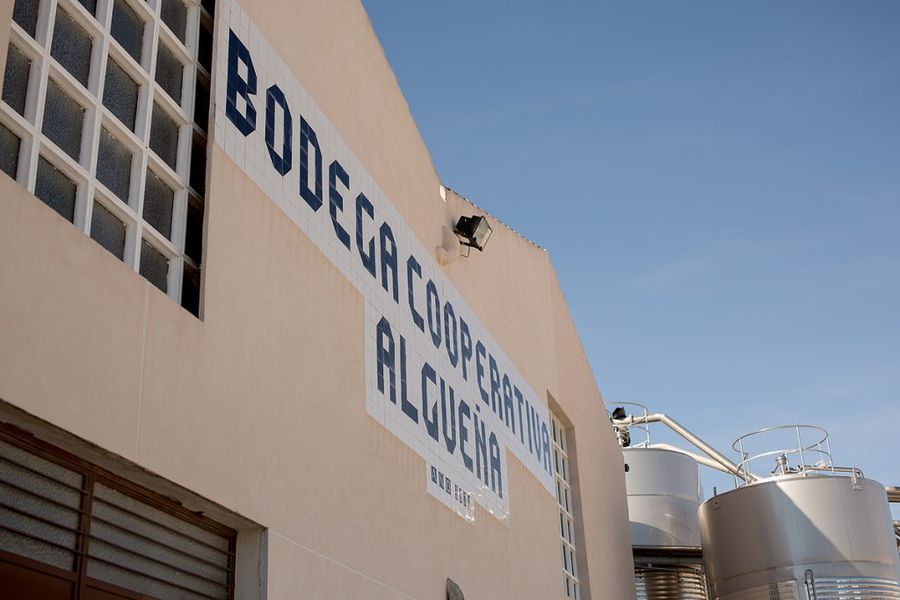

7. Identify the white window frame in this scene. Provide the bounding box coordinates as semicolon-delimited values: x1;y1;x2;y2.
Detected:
552;411;580;600
1;0;212;310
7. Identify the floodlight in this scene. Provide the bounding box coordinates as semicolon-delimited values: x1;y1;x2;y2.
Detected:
454;215;493;252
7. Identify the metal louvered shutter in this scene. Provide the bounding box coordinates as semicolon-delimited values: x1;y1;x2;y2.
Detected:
0;437;84;597
0;426;236;600
86;482;232;599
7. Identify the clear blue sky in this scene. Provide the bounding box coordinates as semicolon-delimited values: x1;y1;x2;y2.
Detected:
361;1;900;498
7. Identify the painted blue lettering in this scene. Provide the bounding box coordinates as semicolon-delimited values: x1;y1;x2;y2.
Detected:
376;317;395;404
488;354;502;416
531;405;543;464
225;31;256;136
474;410;489;485
458;399;473;473
421;362;439;441
459;317;472;381
328;160;351;249
355;193;376;277
400;336;417;423
526;399;534;453
489;432;503;498
514;386;526;445
299;117;323;210
264;85;291;174
441;381;457;454
406;255;424;332
475;341;489;408
425;280;441;349
443;301;458;367
502;375;514;433
379;223;399;303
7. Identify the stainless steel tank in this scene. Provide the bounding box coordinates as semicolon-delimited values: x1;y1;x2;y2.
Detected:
624;447;702;547
699;472;900;599
625;447;709;599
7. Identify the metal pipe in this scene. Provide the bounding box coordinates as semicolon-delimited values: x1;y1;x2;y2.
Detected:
615;413;756;482
648;443;736;475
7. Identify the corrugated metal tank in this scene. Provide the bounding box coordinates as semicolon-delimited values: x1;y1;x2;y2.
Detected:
698;473;900;600
634;564;708;600
625;447;709;599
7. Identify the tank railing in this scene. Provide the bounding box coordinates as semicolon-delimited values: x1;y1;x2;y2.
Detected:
611;412;755;484
804;465;865;491
732;425;836;483
609;402;653;448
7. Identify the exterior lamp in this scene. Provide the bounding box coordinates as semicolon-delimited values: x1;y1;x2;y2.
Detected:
454;215;493;252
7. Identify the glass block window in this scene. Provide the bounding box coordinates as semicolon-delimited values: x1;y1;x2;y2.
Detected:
150;101;179;169
42;78;86;161
143;169;174;238
35;155;77;221
78;0;99;16
0;0;215;317
13;0;39;38
0;122;20;178
3;44;31;116
90;200;127;259
140;237;169;291
103;58;139;130
155;41;183;103
51;7;94;87
552;412;580;600
111;0;145;63
160;0;188;43
0;426;236;599
96;128;133;201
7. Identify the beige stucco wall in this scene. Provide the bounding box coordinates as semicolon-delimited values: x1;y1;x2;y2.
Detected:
0;0;635;598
